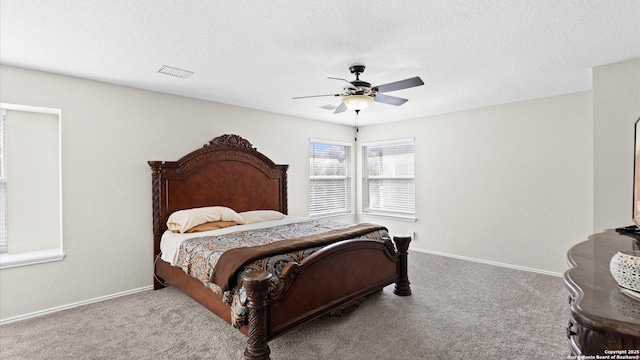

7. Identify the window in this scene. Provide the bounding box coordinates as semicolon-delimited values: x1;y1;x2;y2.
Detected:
309;140;352;217
0;104;64;269
362;138;415;219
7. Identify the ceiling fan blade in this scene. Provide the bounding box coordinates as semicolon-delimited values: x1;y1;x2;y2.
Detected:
373;76;424;93
374;93;408;106
328;77;356;89
292;94;339;99
333;102;347;114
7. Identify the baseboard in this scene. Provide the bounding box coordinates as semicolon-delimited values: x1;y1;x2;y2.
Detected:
0;285;154;325
409;247;563;277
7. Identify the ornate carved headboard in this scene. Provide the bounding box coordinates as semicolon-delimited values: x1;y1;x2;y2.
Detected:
148;134;288;256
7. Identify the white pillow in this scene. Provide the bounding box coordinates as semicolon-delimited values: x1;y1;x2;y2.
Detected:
167;206;245;233
239;210;285;224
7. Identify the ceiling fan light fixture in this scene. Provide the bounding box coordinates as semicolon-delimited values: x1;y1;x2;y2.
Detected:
342;95;373;111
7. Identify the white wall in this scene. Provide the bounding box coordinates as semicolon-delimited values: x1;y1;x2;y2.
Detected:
1;59;637;321
593;59;640;232
359;91;594;274
0;65;356;321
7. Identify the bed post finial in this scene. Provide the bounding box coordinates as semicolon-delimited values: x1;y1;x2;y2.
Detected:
393;234;412;296
242;271;272;360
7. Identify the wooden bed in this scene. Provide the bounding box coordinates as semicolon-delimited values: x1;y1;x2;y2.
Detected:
149;134;411;360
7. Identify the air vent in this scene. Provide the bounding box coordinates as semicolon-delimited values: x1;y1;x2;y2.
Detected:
156;65;193;79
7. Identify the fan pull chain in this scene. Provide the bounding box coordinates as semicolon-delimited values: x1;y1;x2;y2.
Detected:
354;110;359;141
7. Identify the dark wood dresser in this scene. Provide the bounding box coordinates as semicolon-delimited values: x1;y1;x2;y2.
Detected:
564;230;640;355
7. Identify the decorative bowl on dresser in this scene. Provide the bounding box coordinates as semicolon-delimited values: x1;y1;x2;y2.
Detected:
564;230;640;356
610;250;640;295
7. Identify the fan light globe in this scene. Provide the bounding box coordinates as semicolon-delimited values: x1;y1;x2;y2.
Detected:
342;95;373;111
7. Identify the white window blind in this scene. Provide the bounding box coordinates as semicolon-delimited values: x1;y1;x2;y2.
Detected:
0;104;64;268
309;140;351;217
362;138;415;217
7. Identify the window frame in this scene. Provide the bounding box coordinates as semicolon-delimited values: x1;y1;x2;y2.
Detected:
0;103;65;269
309;139;353;218
361;138;416;222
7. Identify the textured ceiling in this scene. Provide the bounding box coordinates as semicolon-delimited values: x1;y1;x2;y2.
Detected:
1;1;639;126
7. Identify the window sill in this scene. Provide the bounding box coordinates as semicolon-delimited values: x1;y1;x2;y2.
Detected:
0;249;65;269
310;212;355;220
359;212;417;222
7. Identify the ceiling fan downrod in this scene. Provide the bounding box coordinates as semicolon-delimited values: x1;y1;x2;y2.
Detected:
349;65;366;80
349;65;371;90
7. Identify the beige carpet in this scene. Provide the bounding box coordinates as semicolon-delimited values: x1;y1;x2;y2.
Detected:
0;251;569;359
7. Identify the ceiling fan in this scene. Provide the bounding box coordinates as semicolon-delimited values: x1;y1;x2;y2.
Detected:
293;65;424;114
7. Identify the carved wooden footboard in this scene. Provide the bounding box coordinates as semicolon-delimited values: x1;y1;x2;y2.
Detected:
242;236;411;359
149;134;411;360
